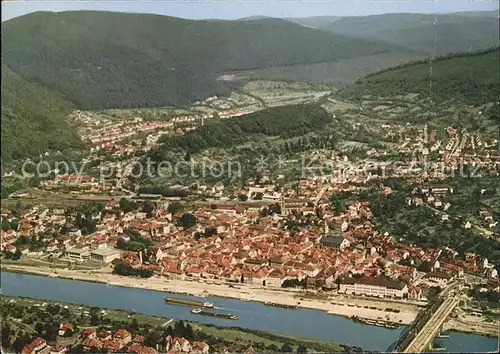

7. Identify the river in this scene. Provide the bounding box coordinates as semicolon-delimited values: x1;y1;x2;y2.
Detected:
1;272;498;352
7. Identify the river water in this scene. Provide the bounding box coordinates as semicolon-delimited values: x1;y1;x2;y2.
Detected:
1;272;497;352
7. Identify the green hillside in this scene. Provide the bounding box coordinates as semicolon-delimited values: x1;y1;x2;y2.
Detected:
326;13;499;55
2;11;409;110
150;104;331;160
1;64;83;163
342;48;500;105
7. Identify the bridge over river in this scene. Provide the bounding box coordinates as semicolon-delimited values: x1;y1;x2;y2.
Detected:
394;283;461;352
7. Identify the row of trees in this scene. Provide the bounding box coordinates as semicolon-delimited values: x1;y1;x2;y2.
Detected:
113;264;153;278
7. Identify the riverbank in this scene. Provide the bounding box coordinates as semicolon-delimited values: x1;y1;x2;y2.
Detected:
0;295;350;353
2;264;419;325
443;318;499;338
3;271;499;353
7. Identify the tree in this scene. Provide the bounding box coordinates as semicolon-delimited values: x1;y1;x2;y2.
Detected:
173;321;185;337
204;227;217;238
145;331;161;348
297;344;308;354
269;203;282;215
281;343;294;352
13;333;31;353
13;249;22;260
90;312;99;326
130;318;139;331
45;322;60;341
35;322;45;335
116;237;127;250
254;192;264;200
1;323;11;348
142;201;155;218
119;198;137;213
167;202;184;215
177;213;197;228
183;323;194;339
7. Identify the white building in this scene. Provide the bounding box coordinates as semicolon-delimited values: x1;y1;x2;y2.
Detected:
90;248;122;263
339;276;408;298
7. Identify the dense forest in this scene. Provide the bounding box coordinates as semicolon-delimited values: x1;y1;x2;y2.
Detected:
2;11;409;109
342;47;500;105
1;64;84;163
149;104;332;160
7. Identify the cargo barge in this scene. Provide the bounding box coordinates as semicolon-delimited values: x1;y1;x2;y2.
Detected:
264;301;297;309
350;316;400;329
191;308;238;320
164;297;215;308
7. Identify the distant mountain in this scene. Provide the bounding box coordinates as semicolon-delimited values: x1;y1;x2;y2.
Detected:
237;15;272;21
448;10;498;18
325;12;499;55
1;64;83;163
2;10;409;110
286;16;343;28
342;47;500;105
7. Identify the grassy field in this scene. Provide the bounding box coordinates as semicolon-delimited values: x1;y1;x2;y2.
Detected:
1;296;170;327
192;323;345;352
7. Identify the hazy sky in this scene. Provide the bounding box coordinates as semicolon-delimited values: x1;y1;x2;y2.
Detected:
2;0;499;22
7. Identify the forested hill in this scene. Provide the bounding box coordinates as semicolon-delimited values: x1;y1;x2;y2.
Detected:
149;104;331;161
2;10;412;110
1;64;83;163
341;48;500;105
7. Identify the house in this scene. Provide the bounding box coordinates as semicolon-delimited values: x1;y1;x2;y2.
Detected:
320;236;350;250
58;323;73;336
128;345;158;354
424;271;453;285
101;340;123;352
22;337;50;354
408;286;422;300
133;335;145;344
97;330;112;341
172;337;191;352
339;276;408;298
421;184;454;195
49;345;66;354
191;342;210;354
114;329;132;344
81;328;96;339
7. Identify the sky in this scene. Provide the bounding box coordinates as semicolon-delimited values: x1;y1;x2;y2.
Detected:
2;0;499;22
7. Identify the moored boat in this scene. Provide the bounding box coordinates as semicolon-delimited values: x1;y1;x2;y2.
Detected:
264;301;297;309
350;316;400;329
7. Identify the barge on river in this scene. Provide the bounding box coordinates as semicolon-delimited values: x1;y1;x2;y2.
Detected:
350;316;400;329
164;297;215;308
191;308;239;320
264;301;297;309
